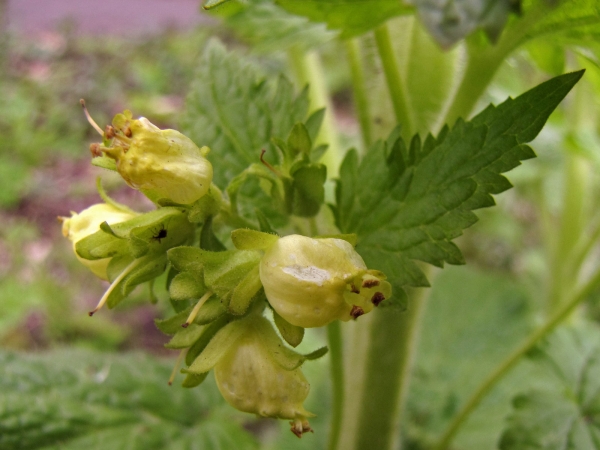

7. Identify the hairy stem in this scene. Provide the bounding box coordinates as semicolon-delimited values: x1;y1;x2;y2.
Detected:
434;267;600;450
327;321;344;450
345;38;373;150
374;23;413;138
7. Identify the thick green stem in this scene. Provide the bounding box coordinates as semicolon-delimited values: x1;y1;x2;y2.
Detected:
442;4;545;126
327;321;344;450
345;38;373;150
374;24;414;139
332;282;430;450
288;47;341;177
434;266;600;450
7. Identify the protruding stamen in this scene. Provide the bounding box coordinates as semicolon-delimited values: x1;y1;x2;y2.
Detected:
80;99;104;136
89;259;141;316
362;279;380;288
182;291;213;328
289;418;313;438
168;349;186;386
105;125;115;139
90;143;102;157
350;305;364;319
260;149;280;175
371;292;385;306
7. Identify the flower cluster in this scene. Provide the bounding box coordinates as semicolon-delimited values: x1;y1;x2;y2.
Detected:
64;103;392;436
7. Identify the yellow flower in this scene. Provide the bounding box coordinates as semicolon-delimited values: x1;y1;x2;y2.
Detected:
61;203;136;280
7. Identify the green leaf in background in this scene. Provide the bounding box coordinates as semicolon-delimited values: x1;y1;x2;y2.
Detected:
408;0;519;48
406;267;535;449
499;322;600;450
334;70;583;304
211;0;335;53
0;350;258;450
183;40;309;188
524;0;600;47
275;0;412;39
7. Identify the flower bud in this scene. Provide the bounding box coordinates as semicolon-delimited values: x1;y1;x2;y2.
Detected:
213;319;314;432
95;110;213;205
260;235;391;328
61;203;136;280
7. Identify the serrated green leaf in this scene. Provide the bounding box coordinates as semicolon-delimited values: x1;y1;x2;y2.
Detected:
499;323;600;450
407;267;534;449
183;40;309;188
167;246;204;273
0;349;258;450
202;249;263;300
273;309;304;347
275;0;412;39
334;71;583;293
217;0;334;53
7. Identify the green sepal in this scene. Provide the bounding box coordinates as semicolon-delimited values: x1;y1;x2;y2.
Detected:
104;207;187;239
273;309;304;348
200;216;226;251
181;371;208;388
184;320;247;374
228;265;262;316
75;230;126;261
188;184;223;223
305;108;325;143
91;156;117;171
120;253;168;298
255;209;276;234
155;297;226;335
291;163;327;217
231;228;279;250
313;233;358;246
202;249;262;301
287;123;312;160
167;246;204;274
311;144;329;163
165;323;205;349
106;254;134;283
185;316;230;366
254;318;327;370
169;271;207;301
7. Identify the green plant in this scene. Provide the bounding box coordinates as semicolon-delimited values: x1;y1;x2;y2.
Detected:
10;0;600;449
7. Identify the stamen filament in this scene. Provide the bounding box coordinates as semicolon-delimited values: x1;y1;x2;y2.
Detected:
89;259;141;316
79;99;105;136
168;349;186;386
182;291;213;328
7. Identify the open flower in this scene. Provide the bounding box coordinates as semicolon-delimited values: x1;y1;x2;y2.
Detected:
259;235;392;328
83;102;213;205
61;203;137;280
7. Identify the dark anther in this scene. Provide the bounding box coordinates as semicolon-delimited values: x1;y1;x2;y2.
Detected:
371;292;385;306
362;279;380;288
350;305;364;319
89;143;102;157
350;283;360;294
124;126;132;137
105;125;115;139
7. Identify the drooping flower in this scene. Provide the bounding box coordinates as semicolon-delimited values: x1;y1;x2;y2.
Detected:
259;234;391;328
61;203;137;280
